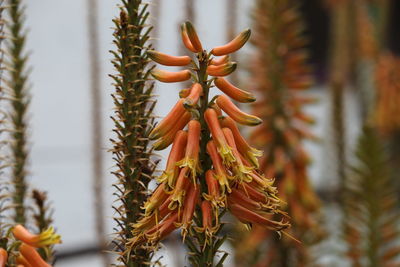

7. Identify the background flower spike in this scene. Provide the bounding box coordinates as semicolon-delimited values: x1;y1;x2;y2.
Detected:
148;50;192;66
211;28;251;56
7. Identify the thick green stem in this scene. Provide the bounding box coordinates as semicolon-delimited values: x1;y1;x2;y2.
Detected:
9;0;29;226
111;1;155;266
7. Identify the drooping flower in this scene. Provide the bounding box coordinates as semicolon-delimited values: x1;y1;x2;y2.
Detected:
12;225;61;248
194;200;220;246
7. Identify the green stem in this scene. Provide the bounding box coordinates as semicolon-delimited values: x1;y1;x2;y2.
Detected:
111;1;155;266
9;0;29;226
198;53;211;193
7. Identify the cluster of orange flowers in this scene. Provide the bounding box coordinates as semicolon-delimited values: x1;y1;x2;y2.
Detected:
0;225;60;267
131;22;289;248
374;53;400;135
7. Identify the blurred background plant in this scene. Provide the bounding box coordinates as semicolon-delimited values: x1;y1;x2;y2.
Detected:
231;0;324;266
0;0;61;265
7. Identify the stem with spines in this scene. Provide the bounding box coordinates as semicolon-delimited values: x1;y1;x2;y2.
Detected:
110;1;156;266
8;0;30;226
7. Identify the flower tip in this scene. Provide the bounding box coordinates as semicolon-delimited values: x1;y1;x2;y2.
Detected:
211;28;252;56
183;21;203;53
249;116;263;126
247;95;257;102
207;62;237;77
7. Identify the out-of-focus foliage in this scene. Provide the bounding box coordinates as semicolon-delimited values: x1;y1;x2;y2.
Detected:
343;126;400;266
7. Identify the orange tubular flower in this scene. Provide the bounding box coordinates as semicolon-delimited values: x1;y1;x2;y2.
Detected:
146;213;179;242
143;183;170;216
220;116;262;167
203;170;225;208
229;188;261;210
13;225;61;248
177;120;201;180
181;24;196;53
151;69;191;83
184;83;203;107
147;50;192;66
206;62;237;77
210;55;230;66
169;167;191;210
222;128;253;183
19;244;51;267
132;212;180;247
179;87;191;98
206;140;232;193
216;95;262;126
16;255;32;267
157;130;188;188
152;111;191;150
229;203;289;231
238;182;268;204
194;200;219;246
214;77;256;103
0;248;7;267
204;108;235;164
178;182;200;240
150;99;186;140
211;29;251;56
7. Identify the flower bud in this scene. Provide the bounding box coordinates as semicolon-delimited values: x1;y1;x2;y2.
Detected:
206;62;237;77
148;50;192;66
211;29;251;56
216;95;262;126
184;21;203;52
151;69;191;83
214;77;255;103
